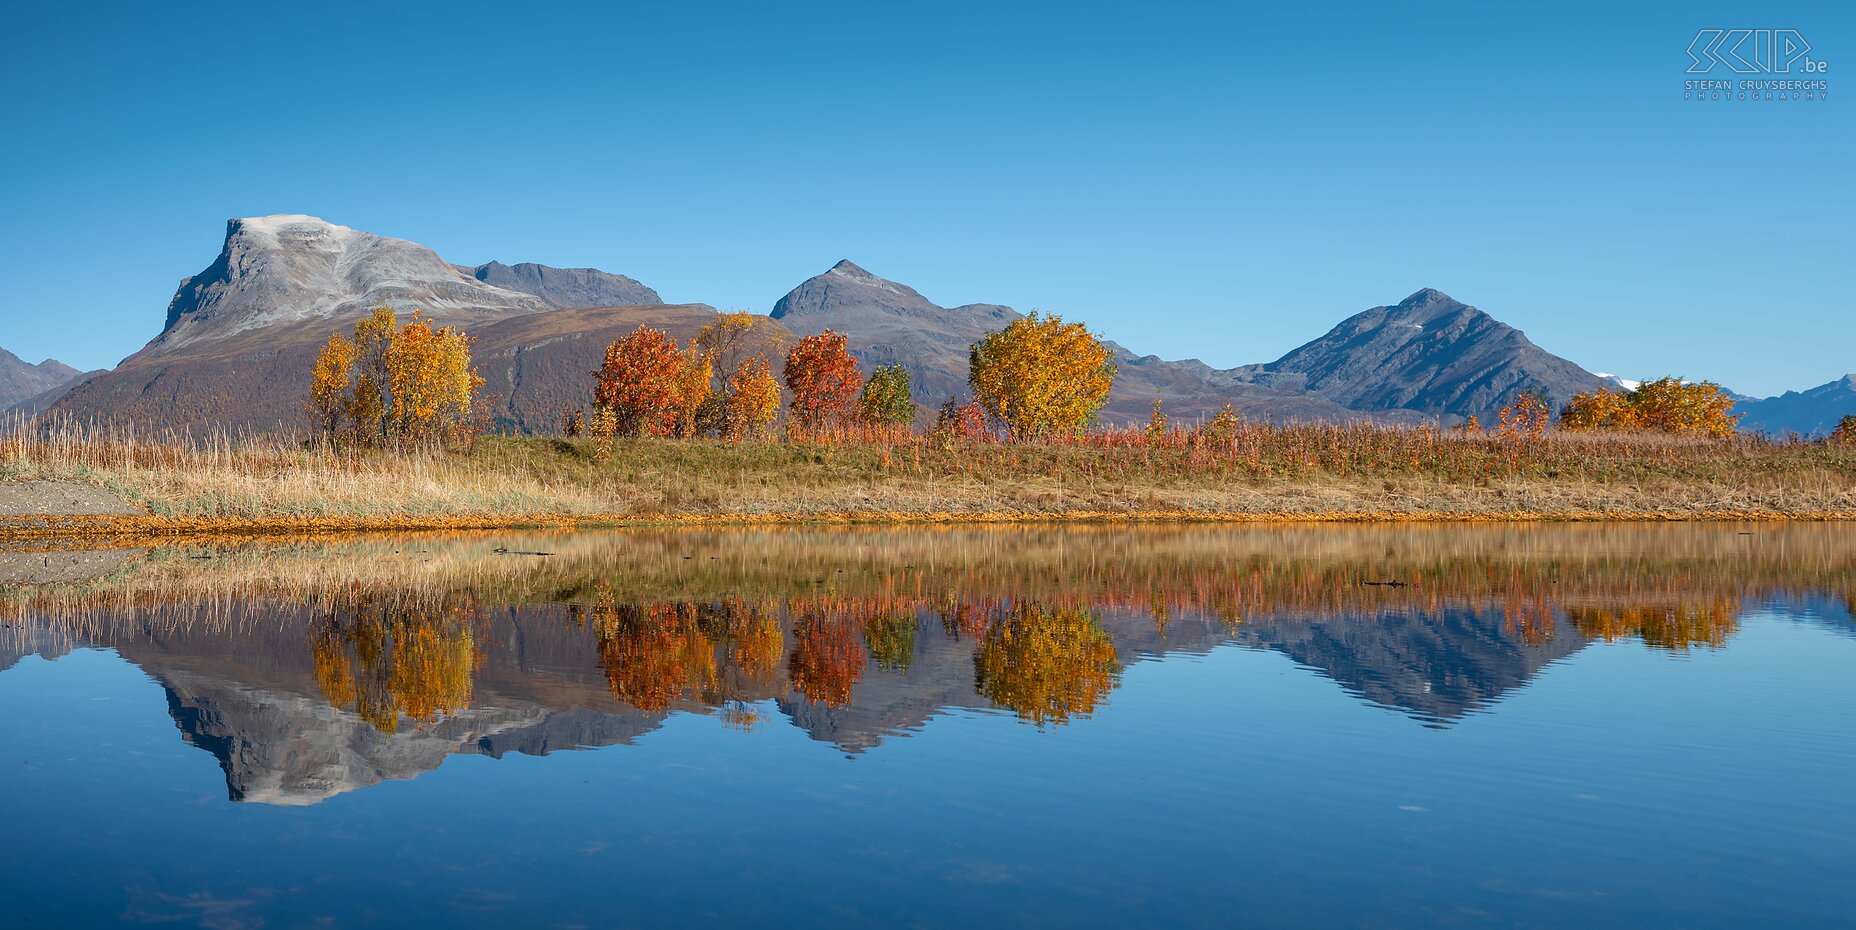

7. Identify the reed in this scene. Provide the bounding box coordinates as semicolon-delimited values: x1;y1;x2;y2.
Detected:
3;411;1854;529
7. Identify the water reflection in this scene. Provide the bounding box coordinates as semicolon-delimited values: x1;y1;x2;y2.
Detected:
2;524;1851;804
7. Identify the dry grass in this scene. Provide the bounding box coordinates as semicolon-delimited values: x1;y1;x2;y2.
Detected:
3;415;1854;534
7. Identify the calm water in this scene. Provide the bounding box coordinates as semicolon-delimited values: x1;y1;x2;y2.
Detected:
1;524;1852;929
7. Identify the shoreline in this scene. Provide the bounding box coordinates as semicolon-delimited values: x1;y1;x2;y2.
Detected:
5;503;1855;545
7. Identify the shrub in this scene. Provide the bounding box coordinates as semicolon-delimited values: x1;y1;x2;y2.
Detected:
969;312;1116;441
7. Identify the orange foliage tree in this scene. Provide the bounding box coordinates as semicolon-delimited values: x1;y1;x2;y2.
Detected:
592;325;712;438
968;312;1116;440
783;330;863;434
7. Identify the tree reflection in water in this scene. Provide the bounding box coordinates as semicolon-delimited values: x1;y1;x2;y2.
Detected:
309;593;480;733
973;602;1121;725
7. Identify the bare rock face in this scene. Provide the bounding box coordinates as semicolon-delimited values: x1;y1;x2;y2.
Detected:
0;348;82;411
150;215;554;357
459;260;662;309
1234;288;1613;423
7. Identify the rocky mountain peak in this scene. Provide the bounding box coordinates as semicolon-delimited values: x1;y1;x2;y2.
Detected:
147;214;554;357
770;260;939;320
1245;289;1611;422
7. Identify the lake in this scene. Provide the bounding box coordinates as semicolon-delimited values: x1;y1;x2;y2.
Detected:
1;524;1851;929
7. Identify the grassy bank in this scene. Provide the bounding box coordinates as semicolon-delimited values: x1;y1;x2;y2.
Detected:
3;422;1855;536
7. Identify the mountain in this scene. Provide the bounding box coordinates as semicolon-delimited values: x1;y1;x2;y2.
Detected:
770;261;1384;424
1232;288;1613;423
771;260;1018;410
458;260;661;309
49;215;721;433
41;217;1616;432
0;349;82;411
1735;374;1856;438
150;215;554;356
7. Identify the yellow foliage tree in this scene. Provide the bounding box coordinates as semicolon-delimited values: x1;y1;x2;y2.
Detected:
306;332;356;438
693;311;770;389
1558;387;1639;431
1627;377;1740;436
1560;378;1739;437
672;345;714;438
306;306;484;447
386;313;484;444
723;354;782;439
969;313;1116;440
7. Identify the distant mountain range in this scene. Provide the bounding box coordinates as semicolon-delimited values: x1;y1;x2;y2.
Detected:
1735;375;1856;437
18;214;1853;435
0;350;82;412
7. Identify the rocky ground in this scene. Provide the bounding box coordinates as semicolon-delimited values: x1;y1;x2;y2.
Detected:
0;480;142;517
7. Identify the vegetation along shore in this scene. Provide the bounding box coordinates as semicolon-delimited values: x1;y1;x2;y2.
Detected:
4;307;1853;538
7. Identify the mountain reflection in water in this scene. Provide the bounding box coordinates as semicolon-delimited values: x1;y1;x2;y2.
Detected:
2;524;1850;806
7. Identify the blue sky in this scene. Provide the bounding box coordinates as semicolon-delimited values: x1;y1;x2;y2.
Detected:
1;1;1848;396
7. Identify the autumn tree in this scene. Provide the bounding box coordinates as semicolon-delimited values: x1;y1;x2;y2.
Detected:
693;312;769;390
857;364;916;427
387;313;483;443
307;332;356;438
723;354;782;439
305;306;483;447
592;326;710;438
1832;415;1856;444
968;312;1116;441
1560;378;1740;437
783;330;863;434
348;307;396;443
1625;377;1739;436
1558;387;1638;431
1496;389;1552;440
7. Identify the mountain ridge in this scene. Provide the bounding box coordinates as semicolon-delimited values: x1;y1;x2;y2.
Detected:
39;214;1836;435
0;349;84;412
